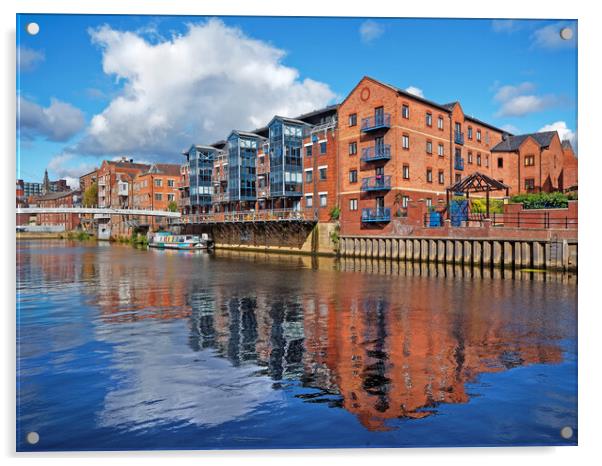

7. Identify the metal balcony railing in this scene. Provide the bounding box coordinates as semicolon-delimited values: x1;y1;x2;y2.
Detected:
361;175;392;192
454;130;465;145
361;144;391;162
454;157;465;170
361;207;391;223
361;113;391;132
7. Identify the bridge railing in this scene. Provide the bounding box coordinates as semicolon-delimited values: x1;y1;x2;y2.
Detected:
175;208;315;224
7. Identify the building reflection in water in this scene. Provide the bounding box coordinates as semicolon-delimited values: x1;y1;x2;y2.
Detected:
20;242;574;432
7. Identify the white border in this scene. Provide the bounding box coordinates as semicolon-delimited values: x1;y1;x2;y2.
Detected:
3;1;601;465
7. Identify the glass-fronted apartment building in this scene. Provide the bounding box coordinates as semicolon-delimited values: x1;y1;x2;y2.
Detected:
227;131;265;210
267;116;308;210
183;144;217;214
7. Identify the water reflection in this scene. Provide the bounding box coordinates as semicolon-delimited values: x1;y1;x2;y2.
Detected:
16;241;577;447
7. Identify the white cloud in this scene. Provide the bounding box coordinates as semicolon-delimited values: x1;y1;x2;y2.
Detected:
405;86;424;98
493;82;535;102
500;124;520;134
359;20;384;44
18;46;45;71
492;82;560;117
538;121;577;150
18;96;86;142
76;19;335;159
491;20;521;34
532;21;577;50
496;95;558;117
48;153;96;189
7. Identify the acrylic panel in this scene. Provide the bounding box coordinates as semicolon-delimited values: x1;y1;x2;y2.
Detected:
16;14;578;451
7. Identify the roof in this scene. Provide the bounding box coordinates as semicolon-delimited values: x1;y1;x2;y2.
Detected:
105;160;151;171
228;130;267;140
34;190;80;201
447;172;510;194
140;163;181;177
562;140;574;151
491;131;557;152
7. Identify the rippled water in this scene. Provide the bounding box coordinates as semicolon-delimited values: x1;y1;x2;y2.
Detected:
16;240;578;450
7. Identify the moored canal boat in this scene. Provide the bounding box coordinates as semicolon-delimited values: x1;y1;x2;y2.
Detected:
149;232;214;250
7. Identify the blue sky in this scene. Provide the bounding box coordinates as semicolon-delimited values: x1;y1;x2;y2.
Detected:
16;14;577;187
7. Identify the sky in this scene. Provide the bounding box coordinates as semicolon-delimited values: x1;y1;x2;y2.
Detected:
16;14;577;188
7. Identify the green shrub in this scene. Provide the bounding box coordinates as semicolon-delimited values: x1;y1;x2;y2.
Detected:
510;192;569;209
329;205;340;221
470;198;504;214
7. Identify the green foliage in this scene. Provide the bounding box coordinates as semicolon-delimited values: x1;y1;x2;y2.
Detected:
167;201;178;212
82;182;98;207
329;224;340;250
329;205;340;221
470;198;504;214
66;231;92;241
510;192;570;209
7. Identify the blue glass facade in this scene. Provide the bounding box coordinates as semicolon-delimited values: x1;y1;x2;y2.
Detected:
187;145;215;212
227;132;260;203
268;118;304;198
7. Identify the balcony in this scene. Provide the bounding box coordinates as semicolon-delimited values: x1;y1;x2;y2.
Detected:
454;130;465;145
361;144;391;162
178;197;191;208
361;207;391;223
454;157;465;171
361;175;391;192
212;192;229;203
361;113;391;132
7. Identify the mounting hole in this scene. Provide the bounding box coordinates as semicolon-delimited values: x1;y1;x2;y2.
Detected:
559;27;573;41
26;22;40;36
26;431;40;445
560;426;573;439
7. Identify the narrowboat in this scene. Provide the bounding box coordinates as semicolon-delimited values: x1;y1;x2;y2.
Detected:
149;232;214;250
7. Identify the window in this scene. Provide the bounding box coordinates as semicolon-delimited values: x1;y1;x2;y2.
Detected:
426;112;432;127
305;170;313;183
349;198;358;211
259;156;265;165
402;104;410;119
305;145;312;157
155;193;162;201
167;193;175;201
485;154;489;167
426;198;432;208
524;155;535;166
349;113;357;127
497;157;504;168
319;167;327;180
438;143;444;157
320;141;327;154
402;195;409;208
468;151;473;164
154;179;162;187
477;154;482;166
438;116;444;130
319;193;328;208
468;126;473;140
426;168;433;183
426;140;433;154
525;178;535;191
402;134;410;149
476;129;482;142
306;195;313;208
167;179;175;187
438;170;445;184
403;164;410;179
349;141;357;155
349;170;358;183
455;174;462;183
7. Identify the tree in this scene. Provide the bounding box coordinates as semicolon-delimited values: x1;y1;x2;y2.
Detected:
83;182;98;207
167;200;178;212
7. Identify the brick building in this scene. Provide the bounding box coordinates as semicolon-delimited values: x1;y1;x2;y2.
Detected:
132;163;181;229
35;190;82;230
79;169;98;197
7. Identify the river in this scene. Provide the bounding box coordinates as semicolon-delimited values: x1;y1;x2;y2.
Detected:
16;240;578;450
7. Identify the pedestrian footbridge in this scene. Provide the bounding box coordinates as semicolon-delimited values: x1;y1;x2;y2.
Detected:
16;207;181;218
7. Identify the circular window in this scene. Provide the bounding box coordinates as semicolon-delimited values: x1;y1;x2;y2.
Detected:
360;87;370;101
